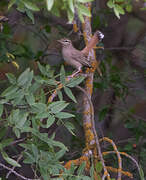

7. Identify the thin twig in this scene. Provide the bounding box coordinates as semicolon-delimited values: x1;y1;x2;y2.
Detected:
6;153;23;178
103;151;141;173
4;102;29;109
106;166;133;178
100;137;122;180
10;138;26;146
105;47;134;51
102;172;107;180
48;83;63;103
0;162;38;180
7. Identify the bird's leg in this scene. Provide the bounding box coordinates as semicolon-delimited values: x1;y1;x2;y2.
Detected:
68;67;82;79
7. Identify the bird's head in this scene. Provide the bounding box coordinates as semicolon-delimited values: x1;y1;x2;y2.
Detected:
57;38;72;47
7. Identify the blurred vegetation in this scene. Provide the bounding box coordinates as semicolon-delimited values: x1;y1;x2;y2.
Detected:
0;0;146;179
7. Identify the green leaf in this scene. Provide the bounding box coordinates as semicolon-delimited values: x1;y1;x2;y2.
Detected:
89;163;94;179
29;81;41;93
1;86;18;97
81;177;91;180
67;9;74;23
64;87;77;103
16;112;28;128
107;0;114;8
2;151;21;167
77;3;91;17
36;111;50;119
77;0;94;2
39;89;46;103
0;99;8;104
77;161;86;175
140;7;146;10
46;0;54;11
115;4;125;15
0;128;7;139
5;156;21;167
37;62;46;75
8;0;17;10
60;65;66;85
17;68;33;88
113;6;120;19
13;91;25;105
31;144;39;161
16;1;25;13
9;109;20;124
113;4;125;19
46;115;55;128
95;161;103;173
4;89;22;101
139;164;145;180
45;25;51;33
29;128;68;150
57;90;63;101
78;9;85;22
23;152;35;164
19;143;32;150
115;0;124;2
66;76;85;87
68;0;74;13
55;112;75;119
64;122;75;135
6;73;16;84
25;93;35;105
47;79;58;86
0;104;3;117
26;9;35;24
31;103;47;113
1;138;13;148
49;101;69;114
56;149;66;160
22;0;40;11
125;4;132;12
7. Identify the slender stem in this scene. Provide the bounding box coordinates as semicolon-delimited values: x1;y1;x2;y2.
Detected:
0;162;38;180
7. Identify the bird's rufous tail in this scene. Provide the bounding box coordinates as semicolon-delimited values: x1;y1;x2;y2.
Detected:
81;31;104;56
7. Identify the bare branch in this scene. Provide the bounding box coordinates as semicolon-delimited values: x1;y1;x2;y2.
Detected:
0;162;38;180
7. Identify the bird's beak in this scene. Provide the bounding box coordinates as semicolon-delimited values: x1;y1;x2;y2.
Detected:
57;40;62;43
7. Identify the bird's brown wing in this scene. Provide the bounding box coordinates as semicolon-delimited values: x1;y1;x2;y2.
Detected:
70;49;91;67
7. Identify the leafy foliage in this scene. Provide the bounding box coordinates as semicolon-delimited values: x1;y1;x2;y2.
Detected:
107;0;133;18
0;0;145;179
0;23;35;64
7;0;133;24
0;63;86;178
8;0;93;23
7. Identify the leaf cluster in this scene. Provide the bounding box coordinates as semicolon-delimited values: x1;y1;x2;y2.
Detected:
107;0;133;18
0;25;34;63
7;0;135;24
8;0;94;23
0;63;86;179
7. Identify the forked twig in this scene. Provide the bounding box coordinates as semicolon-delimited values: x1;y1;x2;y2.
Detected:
0;162;38;180
100;137;122;180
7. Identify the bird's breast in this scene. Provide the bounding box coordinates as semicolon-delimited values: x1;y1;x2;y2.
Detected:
62;47;72;62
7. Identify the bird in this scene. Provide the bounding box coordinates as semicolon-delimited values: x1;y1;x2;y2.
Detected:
57;31;104;77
